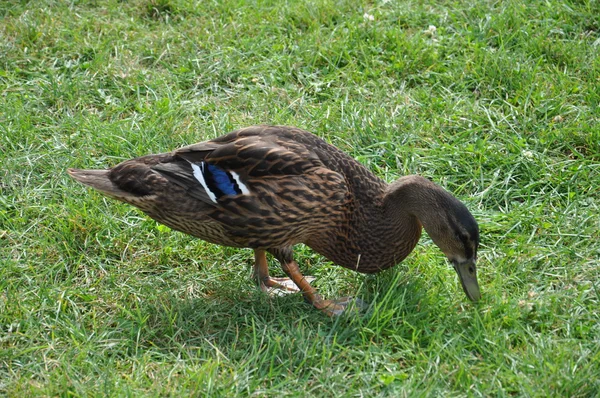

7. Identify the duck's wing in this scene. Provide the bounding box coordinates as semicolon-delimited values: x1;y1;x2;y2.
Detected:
152;127;346;207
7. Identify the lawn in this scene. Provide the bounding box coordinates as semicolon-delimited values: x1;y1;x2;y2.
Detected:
1;0;599;396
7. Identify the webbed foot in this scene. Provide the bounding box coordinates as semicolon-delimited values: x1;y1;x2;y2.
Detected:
314;297;368;316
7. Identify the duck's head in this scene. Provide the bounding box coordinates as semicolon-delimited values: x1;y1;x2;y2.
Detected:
387;175;481;302
431;206;481;302
419;187;481;302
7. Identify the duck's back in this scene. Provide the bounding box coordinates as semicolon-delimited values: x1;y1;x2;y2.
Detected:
233;126;387;192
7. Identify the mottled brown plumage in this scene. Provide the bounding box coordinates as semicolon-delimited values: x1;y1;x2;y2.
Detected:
68;125;481;315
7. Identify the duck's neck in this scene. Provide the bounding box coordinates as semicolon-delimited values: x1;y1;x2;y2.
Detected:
383;175;445;228
308;176;433;273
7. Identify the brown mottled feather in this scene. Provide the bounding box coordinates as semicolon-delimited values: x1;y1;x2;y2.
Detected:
68;125;478;275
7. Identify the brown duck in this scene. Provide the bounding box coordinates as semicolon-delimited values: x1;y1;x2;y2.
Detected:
68;125;481;315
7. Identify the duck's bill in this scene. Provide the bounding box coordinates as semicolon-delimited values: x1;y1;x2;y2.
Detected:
453;260;481;302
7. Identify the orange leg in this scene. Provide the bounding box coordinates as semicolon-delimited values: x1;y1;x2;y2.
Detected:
278;258;361;316
253;249;305;294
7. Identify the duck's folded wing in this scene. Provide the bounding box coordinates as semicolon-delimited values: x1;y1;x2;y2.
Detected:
151;133;347;209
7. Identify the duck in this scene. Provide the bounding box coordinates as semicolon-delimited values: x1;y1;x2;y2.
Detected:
68;125;481;316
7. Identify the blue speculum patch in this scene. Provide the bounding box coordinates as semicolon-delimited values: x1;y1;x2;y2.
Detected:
205;163;239;196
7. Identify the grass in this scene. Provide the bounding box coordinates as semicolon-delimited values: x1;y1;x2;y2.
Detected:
1;0;599;395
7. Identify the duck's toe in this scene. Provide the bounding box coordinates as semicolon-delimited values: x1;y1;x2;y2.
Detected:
260;276;316;296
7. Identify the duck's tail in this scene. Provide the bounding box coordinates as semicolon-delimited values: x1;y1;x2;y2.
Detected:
68;168;129;198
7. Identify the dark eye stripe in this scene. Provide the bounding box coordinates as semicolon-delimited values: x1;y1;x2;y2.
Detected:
448;215;473;259
463;238;473;260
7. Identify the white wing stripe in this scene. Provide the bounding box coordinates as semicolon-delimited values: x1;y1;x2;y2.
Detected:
229;171;250;195
190;163;217;203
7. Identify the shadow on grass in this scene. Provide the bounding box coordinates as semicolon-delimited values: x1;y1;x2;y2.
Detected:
118;266;470;359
